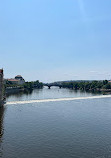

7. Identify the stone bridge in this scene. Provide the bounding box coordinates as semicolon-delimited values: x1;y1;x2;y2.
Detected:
44;83;62;89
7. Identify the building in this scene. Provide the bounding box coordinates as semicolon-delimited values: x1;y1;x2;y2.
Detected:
6;79;20;85
15;75;25;85
0;69;4;105
6;75;25;85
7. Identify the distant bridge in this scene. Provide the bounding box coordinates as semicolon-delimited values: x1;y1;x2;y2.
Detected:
44;83;62;89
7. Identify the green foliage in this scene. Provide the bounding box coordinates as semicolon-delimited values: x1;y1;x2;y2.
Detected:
102;83;111;89
5;80;43;90
61;80;111;91
103;80;108;85
23;80;43;90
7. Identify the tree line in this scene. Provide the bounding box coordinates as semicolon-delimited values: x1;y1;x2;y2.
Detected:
5;80;43;90
61;80;111;91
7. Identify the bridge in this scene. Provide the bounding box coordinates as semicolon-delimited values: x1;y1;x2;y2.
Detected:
44;83;62;89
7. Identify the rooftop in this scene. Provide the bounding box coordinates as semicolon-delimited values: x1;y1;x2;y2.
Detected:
7;79;19;82
15;75;22;77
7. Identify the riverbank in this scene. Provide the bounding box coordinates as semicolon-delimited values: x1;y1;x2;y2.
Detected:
61;80;111;93
5;80;43;95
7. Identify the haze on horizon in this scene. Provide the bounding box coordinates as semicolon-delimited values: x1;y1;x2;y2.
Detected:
0;0;111;82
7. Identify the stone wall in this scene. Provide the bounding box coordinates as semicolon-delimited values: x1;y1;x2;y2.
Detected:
0;69;3;104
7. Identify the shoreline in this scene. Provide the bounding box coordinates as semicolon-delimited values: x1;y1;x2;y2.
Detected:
5;86;111;96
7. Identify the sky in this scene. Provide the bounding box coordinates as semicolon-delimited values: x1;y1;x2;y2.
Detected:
0;0;111;82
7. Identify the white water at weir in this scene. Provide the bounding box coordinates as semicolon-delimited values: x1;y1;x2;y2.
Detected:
6;95;111;105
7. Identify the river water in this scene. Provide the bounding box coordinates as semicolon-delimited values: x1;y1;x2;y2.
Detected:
0;87;111;158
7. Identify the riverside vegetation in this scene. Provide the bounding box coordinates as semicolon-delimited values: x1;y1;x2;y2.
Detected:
5;80;43;90
61;80;111;92
5;80;111;93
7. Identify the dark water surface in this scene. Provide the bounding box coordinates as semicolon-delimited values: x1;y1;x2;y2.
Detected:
0;87;111;158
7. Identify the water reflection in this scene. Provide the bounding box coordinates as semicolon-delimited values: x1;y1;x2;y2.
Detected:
6;87;103;102
0;106;5;157
6;89;34;102
1;88;111;158
0;107;5;137
6;89;33;98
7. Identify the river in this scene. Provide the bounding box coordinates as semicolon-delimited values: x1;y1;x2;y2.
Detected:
0;87;111;158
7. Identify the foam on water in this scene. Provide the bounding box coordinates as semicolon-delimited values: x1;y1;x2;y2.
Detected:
6;95;111;105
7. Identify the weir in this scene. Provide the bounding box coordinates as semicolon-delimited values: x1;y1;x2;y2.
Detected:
6;95;111;105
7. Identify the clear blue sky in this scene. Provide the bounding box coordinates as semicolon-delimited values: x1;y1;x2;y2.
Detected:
0;0;111;82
